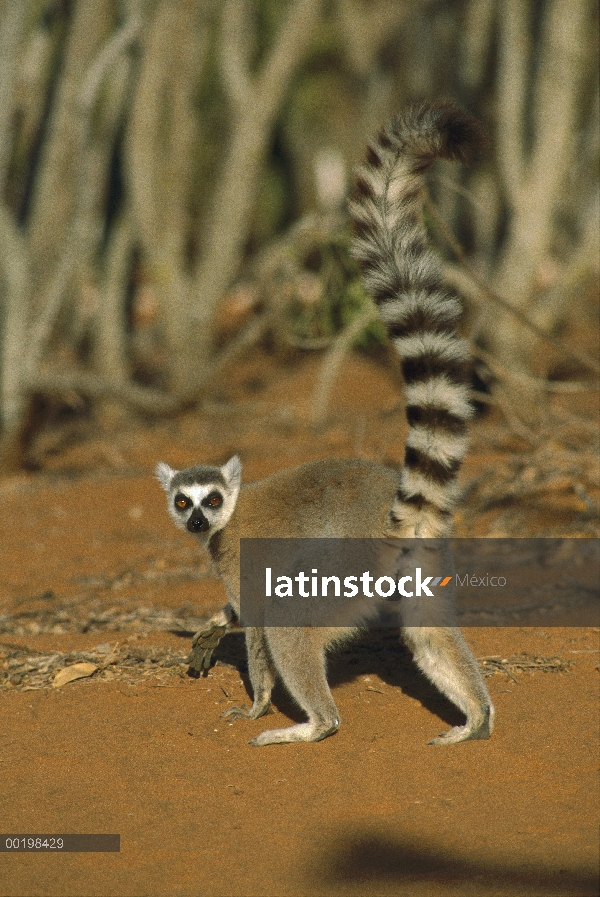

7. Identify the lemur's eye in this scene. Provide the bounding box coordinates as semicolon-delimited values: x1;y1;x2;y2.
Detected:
174;494;190;510
204;491;223;508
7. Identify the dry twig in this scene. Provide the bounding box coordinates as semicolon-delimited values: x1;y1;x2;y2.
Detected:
427;198;600;376
310;305;379;426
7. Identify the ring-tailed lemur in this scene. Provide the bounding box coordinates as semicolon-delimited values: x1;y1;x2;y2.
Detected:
156;103;494;746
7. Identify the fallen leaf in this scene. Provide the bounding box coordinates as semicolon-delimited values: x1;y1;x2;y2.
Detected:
52;662;98;688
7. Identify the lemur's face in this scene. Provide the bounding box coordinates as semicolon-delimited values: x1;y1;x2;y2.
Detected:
155;456;241;541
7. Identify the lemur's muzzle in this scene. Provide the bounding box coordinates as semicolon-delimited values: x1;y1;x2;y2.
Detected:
187;512;208;533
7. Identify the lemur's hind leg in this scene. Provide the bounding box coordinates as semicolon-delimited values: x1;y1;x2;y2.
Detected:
222;627;276;722
248;628;340;746
403;627;494;744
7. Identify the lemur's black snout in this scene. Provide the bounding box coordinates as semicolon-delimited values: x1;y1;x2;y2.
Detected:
187;512;208;533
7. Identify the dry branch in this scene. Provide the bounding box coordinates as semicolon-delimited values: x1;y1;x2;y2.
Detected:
191;0;323;385
310;304;379;426
27;370;181;416
427;199;600;377
471;345;599;394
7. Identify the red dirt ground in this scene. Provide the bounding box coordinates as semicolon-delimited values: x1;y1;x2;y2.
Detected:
1;351;598;897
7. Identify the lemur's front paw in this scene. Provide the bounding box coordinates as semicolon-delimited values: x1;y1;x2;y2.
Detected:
187;623;228;676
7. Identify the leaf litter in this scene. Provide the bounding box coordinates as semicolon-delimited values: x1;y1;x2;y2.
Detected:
1;636;571;692
0;638;191;690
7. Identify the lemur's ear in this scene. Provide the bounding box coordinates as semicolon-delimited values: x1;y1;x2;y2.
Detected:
221;455;242;491
155;462;176;491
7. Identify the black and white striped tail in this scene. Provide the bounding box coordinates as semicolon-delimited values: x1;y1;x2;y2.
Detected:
349;103;485;537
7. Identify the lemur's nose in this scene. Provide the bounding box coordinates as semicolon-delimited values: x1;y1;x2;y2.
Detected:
187;513;208;533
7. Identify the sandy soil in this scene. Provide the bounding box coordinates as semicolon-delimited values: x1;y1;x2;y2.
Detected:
1;351;598;897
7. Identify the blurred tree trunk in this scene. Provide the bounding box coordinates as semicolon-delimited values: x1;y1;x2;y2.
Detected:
189;0;323;390
485;0;592;421
126;0;208;395
27;0;112;291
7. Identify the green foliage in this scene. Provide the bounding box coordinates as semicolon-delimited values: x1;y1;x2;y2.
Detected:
289;227;387;353
252;161;292;247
